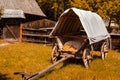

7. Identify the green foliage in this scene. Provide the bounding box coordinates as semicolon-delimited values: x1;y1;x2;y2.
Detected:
36;0;54;20
36;0;120;26
36;0;71;21
70;0;120;25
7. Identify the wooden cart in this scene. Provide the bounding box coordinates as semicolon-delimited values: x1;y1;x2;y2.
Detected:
51;35;93;68
14;8;111;80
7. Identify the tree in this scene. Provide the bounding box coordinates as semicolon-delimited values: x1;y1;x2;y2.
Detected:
36;0;55;20
36;0;120;28
36;0;71;21
70;0;120;28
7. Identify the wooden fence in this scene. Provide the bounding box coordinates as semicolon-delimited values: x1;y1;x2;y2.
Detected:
20;19;56;45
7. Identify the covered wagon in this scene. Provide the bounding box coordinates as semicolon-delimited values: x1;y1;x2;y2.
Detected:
50;7;111;67
14;8;111;80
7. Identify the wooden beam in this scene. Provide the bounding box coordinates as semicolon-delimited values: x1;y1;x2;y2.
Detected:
28;54;74;80
5;24;17;40
109;37;112;50
20;23;23;42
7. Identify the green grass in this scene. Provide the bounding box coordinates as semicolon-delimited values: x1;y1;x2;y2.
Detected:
0;42;120;80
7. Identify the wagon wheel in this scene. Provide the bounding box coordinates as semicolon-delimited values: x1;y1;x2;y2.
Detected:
82;48;92;68
83;58;92;68
101;41;108;60
51;44;61;63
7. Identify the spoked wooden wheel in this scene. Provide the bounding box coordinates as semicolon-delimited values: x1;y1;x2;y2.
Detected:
51;44;61;63
101;52;106;60
82;48;92;68
83;58;91;69
101;41;108;60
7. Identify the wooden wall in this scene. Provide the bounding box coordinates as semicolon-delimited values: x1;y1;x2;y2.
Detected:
110;34;120;49
0;19;21;40
20;19;56;44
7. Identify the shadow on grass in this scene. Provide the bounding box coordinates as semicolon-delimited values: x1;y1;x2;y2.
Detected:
34;58;99;79
60;55;102;69
60;58;85;68
93;55;102;60
0;73;11;80
116;49;120;52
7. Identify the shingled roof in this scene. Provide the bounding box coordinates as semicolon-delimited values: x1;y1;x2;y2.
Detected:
0;0;46;17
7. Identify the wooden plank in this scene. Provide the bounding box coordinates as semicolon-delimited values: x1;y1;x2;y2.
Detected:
23;39;51;44
20;23;22;42
5;24;17;40
22;28;40;31
22;27;53;31
22;33;50;37
39;27;54;30
28;55;74;80
110;33;120;36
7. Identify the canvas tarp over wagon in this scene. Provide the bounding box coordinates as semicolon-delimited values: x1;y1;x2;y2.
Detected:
50;7;110;63
14;8;110;80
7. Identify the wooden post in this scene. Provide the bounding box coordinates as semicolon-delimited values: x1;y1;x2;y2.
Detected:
20;23;23;42
2;27;5;39
109;37;112;50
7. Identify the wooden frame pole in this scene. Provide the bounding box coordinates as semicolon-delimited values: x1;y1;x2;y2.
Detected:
20;23;23;42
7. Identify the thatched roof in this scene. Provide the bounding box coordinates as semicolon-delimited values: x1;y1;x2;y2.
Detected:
0;0;46;17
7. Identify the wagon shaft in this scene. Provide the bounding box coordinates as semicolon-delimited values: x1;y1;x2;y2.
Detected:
27;54;74;80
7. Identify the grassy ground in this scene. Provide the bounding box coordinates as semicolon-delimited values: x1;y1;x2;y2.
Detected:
0;42;120;80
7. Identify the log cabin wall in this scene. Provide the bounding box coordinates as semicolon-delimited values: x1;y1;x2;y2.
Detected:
0;19;22;40
0;0;46;41
0;14;46;41
3;25;20;39
21;19;56;44
0;23;3;39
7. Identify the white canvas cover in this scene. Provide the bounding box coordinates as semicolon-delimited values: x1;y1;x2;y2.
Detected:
50;8;110;44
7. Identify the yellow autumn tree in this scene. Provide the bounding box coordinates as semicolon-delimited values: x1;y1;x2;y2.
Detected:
36;0;120;27
70;0;120;27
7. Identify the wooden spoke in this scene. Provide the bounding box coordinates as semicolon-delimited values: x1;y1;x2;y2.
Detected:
51;44;61;63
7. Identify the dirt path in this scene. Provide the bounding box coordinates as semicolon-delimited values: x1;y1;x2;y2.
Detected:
0;43;11;47
0;39;18;47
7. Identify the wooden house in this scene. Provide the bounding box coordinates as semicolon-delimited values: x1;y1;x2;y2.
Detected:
0;0;46;41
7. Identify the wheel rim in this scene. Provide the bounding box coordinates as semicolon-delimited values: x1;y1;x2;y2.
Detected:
82;48;92;68
51;45;60;63
101;41;108;60
83;59;89;68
